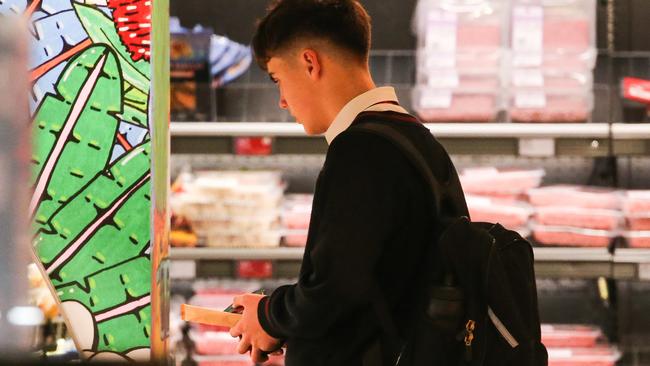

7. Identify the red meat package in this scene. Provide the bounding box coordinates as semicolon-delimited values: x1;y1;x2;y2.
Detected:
547;346;621;366
622;190;650;214
193;331;239;355
527;185;622;210
535;207;623;231
460;168;545;196
624;231;650;248
541;324;603;348
532;225;615;247
466;195;533;228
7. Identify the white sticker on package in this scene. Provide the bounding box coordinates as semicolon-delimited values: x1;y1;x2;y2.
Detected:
512;5;543;67
515;91;547;109
513;69;544;87
425;10;457;67
427;71;459;88
421;89;452;109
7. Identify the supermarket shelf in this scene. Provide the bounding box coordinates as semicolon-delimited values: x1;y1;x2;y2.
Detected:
169;247;650;280
171;122;610;139
611;123;650;139
170;122;618;156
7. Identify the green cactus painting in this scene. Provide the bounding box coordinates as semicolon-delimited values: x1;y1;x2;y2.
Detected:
1;0;167;361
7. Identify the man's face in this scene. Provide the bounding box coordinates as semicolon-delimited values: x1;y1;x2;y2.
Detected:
266;54;328;135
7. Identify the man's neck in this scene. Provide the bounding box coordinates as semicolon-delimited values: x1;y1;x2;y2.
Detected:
324;72;376;126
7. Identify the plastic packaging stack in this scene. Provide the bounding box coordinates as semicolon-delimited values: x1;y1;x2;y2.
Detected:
529;186;622;247
509;0;596;122
171;171;285;247
412;0;507;122
542;324;621;366
281;194;313;247
460;168;543;235
185;280;286;366
622;191;650;248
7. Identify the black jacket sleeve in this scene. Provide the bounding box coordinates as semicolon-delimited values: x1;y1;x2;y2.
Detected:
257;130;409;340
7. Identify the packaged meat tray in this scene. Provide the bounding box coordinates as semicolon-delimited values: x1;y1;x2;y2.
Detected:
416;64;501;90
509;89;593;123
281;195;313;230
535;207;623;231
459;168;545;196
527;185;622;210
623;231;650;248
418;49;502;72
622;190;650;214
204;230;282;248
532;225;616;247
546;346;621;366
626;215;650;231
193;331;240;355
414;0;506;50
283;230;309;247
466;195;533;228
412;86;501;123
509;69;592;90
540;324;603;348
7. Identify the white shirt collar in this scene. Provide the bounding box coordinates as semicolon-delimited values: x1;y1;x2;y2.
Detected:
324;86;408;145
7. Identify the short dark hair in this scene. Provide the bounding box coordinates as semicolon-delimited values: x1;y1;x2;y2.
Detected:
252;0;372;70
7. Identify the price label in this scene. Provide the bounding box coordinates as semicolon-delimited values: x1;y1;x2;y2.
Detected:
515;91;546;109
237;260;273;279
512;5;543;67
519;138;555;157
639;263;650;280
420;90;452;109
235;137;273;155
513;69;544;87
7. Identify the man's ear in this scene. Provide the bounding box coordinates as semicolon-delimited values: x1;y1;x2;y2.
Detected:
300;49;321;80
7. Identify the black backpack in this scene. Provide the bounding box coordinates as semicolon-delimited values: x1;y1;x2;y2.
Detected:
354;122;548;366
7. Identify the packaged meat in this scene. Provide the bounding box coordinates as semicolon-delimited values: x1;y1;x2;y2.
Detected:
413;86;501;123
623;231;650;248
460;168;545;196
626;215;650;231
540;324;603;348
546;346;621;366
418;49;502;72
413;0;506;51
466;195;533;228
283;230;309;247
532;225;615;247
509;89;593;123
535;207;623;231
622;190;650;214
416;65;501;90
197;356;253;366
204;230;282;248
527;185;622;210
193;331;240;355
281;195;312;230
509;69;592;90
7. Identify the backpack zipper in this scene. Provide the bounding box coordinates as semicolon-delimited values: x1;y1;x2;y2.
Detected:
463;319;475;361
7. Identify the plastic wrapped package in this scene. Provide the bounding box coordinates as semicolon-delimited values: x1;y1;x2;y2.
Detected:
204;230;282;248
413;86;501;122
193;331;239;355
622;190;650;213
540;324;603;348
197;357;253;366
460;168;545;196
510;0;596;68
509;89;593;122
466;195;533;228
413;0;507;69
283;230;309;247
281;195;313;230
532;225;615;247
527;185;621;210
624;231;650;248
509;69;592;90
546;347;621;366
535;207;623;231
191;215;280;233
417;64;501;89
626;215;650;231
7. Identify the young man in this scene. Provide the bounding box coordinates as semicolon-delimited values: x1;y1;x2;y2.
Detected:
229;1;468;365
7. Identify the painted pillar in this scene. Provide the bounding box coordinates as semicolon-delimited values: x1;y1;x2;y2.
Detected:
0;0;169;361
0;16;34;355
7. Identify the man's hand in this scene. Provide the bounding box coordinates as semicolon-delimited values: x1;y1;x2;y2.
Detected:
229;293;283;363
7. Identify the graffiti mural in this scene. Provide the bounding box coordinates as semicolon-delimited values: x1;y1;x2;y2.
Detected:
0;0;159;361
